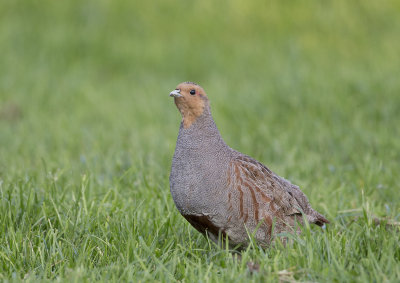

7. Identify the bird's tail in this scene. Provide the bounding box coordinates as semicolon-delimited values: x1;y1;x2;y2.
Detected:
307;211;329;227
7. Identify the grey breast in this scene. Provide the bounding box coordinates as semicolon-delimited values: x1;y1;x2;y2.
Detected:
169;110;233;217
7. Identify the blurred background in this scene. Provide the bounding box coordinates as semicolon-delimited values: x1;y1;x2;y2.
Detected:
1;0;400;280
1;0;400;222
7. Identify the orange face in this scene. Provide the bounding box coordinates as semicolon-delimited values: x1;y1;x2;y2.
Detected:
170;82;209;128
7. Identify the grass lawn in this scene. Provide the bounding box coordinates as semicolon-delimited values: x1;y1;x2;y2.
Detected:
1;0;399;281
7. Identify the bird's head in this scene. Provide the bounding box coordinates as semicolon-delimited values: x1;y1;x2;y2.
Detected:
169;82;209;128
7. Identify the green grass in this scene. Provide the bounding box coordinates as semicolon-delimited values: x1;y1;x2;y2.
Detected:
1;0;400;281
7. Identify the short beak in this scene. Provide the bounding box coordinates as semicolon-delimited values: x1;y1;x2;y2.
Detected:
169;89;182;98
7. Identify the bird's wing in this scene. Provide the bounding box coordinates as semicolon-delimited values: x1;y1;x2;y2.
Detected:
229;155;329;226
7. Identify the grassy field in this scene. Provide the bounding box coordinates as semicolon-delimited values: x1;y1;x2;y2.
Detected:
1;0;400;281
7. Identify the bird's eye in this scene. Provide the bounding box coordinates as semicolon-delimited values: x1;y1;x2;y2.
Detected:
190;89;196;95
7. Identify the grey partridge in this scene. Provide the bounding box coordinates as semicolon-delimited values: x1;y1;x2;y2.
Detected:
169;82;329;248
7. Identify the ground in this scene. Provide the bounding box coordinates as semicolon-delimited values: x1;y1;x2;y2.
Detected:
0;0;399;282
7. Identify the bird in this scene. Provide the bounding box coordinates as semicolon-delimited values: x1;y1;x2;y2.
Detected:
169;81;329;248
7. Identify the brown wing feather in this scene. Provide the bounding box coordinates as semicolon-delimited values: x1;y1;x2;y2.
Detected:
230;155;328;226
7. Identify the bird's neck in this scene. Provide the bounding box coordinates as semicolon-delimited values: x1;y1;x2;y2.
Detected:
176;106;229;152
